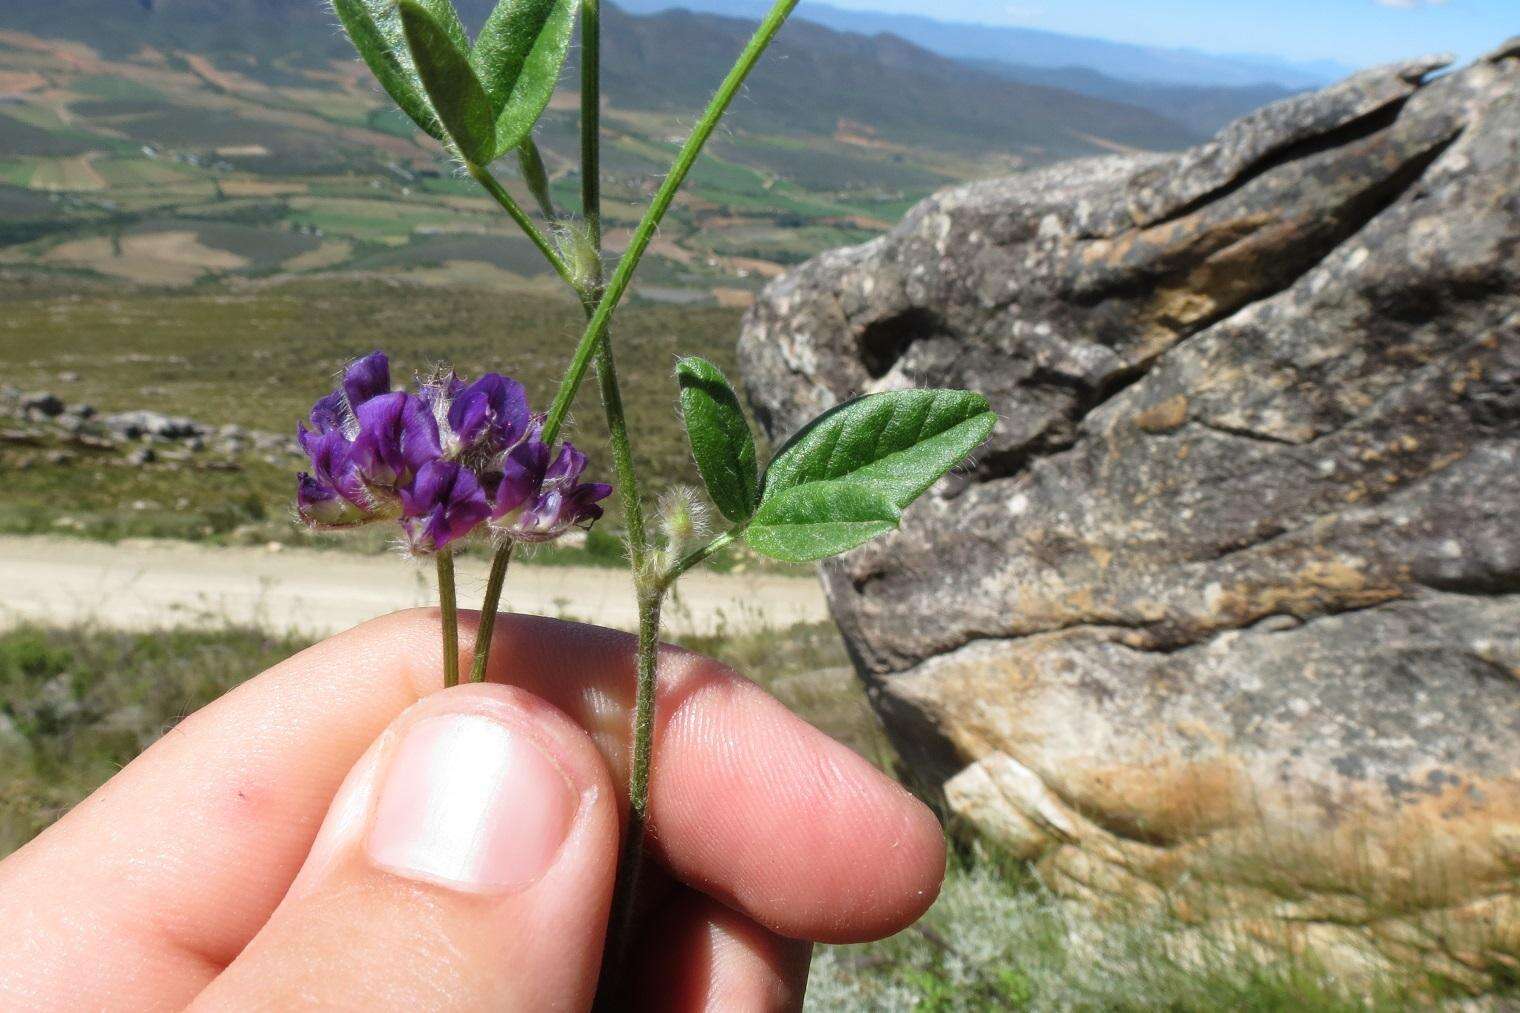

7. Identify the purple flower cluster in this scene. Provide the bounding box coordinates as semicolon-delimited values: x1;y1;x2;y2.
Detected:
296;352;611;554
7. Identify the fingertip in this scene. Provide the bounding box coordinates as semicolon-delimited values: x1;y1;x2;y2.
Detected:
651;664;948;943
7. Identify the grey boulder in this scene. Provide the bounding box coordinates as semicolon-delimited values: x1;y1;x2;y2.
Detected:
741;43;1520;990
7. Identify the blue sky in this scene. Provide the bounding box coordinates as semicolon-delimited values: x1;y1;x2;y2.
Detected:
817;0;1516;68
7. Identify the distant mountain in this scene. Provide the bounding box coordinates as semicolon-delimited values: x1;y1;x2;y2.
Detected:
615;0;1355;90
0;0;1202;158
969;61;1299;137
582;6;1200;156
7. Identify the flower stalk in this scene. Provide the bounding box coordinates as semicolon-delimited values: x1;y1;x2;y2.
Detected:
437;547;459;688
468;539;513;683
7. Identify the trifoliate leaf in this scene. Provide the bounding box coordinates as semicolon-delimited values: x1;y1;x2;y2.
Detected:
471;0;578;158
745;481;899;563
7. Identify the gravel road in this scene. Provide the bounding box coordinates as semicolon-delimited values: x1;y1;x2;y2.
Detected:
0;537;828;638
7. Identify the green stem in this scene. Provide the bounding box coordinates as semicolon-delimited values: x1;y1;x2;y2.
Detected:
436;547;459;689
592;340;649;570
467;162;579;292
541;0;801;446
658;529;739;594
598;591;663;997
468;540;514;684
580;0;602;251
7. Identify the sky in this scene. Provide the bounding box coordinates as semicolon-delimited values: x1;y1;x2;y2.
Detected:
815;0;1517;69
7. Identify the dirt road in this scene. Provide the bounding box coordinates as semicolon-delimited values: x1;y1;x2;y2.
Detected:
0;537;828;638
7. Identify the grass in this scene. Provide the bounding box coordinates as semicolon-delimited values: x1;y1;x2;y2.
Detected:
806;845;1437;1012
0;276;747;551
0;620;1455;1008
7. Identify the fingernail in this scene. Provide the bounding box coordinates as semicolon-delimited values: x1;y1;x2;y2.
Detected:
365;713;577;893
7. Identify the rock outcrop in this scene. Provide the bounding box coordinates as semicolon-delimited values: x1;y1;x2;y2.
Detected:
740;43;1520;989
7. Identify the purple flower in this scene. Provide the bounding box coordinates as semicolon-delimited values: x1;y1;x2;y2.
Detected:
293;352;609;551
301;428;369;506
348;391;442;491
306;390;346;435
400;459;491;553
490;437;612;543
447;373;530;455
342;351;392;409
490;437;551;516
419;370;467;413
296;472;368;528
514;483;612;542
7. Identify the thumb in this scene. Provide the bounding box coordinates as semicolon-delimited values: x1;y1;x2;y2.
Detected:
191;684;619;1012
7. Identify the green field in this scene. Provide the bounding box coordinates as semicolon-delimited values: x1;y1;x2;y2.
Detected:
0;26;958;300
0;274;748;552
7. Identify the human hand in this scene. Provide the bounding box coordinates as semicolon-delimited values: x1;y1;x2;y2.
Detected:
0;610;945;1010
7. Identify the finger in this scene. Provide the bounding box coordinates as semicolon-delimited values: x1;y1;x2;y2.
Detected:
0;610;941;1010
481;614;946;943
632;887;812;1013
192;684;617;1011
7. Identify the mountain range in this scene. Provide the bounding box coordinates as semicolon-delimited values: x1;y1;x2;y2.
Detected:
0;0;1210;154
612;0;1351;89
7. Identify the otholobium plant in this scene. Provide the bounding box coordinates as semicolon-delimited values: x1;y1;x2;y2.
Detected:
310;0;997;995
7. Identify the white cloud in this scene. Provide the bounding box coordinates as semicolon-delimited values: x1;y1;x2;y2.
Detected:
1374;0;1450;8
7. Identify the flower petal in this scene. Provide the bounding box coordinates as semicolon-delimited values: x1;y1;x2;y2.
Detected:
342;351;391;409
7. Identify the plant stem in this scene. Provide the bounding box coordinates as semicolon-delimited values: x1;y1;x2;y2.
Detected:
580;0;602;250
468;539;514;683
541;0;801;446
436;547;459;689
467;162;579;292
598;591;663;997
658;529;739;593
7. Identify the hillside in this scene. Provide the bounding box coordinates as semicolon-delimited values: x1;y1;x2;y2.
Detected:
0;0;1203;295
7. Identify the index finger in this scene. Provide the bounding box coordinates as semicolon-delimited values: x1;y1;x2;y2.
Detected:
0;609;944;1009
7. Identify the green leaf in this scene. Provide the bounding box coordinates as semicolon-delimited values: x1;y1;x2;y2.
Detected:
413;0;470;55
677;357;760;524
745;482;900;563
470;0;577;157
331;0;443;141
399;0;497;166
763;389;996;510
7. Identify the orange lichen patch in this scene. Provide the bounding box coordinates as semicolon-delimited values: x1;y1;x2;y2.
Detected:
1205;559;1403;629
1134;394;1190;434
1070;757;1254;847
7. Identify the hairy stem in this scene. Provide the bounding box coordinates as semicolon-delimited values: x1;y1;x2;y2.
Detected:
436;547;459;689
541;0;801;446
658;529;739;593
467;162;578;292
580;0;602;250
468;540;514;684
598;591;663;998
